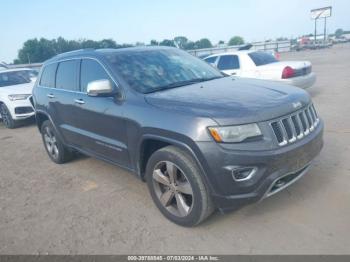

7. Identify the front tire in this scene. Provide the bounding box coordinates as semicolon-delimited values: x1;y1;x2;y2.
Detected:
41;120;74;164
0;104;17;129
146;146;214;227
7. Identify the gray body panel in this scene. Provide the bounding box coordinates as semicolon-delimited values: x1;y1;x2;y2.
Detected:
32;47;323;211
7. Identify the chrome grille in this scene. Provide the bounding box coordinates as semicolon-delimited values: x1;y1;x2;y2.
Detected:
270;104;319;146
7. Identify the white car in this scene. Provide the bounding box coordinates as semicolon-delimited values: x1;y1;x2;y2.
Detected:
9;68;39;83
0;69;35;128
204;50;316;89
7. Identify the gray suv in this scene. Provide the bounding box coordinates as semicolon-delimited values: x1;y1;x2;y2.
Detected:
32;47;323;226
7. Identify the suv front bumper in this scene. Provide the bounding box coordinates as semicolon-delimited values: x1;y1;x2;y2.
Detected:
6;98;35;120
195;120;324;213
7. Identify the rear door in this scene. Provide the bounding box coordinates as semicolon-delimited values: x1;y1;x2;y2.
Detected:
51;59;83;144
36;63;58;118
217;55;241;76
70;58;130;167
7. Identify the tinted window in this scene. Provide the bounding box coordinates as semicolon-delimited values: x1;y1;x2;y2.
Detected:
204;56;217;64
105;49;222;93
80;59;111;92
56;60;79;91
40;63;57;87
217;55;240;70
0;71;30;87
248;52;278;66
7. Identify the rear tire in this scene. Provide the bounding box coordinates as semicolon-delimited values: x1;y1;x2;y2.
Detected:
0;104;17;129
41;120;74;164
146;146;214;227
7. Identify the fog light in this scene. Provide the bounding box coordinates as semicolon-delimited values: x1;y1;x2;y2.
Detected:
231;167;257;181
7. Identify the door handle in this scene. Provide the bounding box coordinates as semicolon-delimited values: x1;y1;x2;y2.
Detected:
74;99;85;105
47;94;55;98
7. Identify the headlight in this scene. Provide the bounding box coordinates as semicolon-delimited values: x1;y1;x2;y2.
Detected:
208;123;262;143
8;94;31;101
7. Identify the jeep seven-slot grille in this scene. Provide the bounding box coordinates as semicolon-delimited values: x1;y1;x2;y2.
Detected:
270;104;319;146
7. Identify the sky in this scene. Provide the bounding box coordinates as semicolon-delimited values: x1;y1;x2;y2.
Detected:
1;0;349;63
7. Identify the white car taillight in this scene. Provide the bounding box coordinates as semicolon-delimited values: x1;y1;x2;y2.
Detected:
282;66;295;79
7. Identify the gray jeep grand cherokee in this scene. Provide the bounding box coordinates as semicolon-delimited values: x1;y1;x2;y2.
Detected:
32;47;323;226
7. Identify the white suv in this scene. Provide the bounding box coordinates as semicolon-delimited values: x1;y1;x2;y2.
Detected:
0;69;35;128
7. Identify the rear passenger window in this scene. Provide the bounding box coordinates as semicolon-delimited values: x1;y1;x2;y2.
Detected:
56;60;79;91
217;55;240;70
39;63;57;88
248;52;277;66
204;56;217;64
80;59;111;92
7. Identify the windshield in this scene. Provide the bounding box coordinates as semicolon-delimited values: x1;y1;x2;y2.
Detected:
248;51;278;66
105;48;223;93
0;71;31;87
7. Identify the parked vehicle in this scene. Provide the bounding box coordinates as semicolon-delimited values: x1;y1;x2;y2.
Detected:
10;68;39;82
204;50;316;89
0;62;9;70
0;69;35;128
32;47;323;226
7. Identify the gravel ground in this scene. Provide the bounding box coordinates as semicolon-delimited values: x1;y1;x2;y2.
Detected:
0;44;349;255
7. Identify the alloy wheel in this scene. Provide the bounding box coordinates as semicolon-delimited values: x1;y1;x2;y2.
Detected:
152;161;194;217
43;126;59;160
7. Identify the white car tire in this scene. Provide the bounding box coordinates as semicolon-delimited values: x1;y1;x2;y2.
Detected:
0;103;17;129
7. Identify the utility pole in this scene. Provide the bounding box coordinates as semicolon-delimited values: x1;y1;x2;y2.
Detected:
314;18;317;45
324;17;327;44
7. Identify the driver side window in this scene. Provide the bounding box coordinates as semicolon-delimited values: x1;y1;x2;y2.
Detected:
80;59;112;92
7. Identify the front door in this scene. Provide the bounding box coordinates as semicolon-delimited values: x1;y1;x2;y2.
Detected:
70;58;130;168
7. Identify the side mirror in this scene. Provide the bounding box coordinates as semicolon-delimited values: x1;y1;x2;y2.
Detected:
87;79;114;97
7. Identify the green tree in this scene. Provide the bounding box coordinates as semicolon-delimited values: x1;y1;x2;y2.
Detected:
159;39;175;47
81;39;100;49
218;40;225;45
119;43;133;48
335;28;344;38
135;42;145;46
228;36;244;46
150;39;159;46
14;37;134;64
174;36;188;49
194;38;212;49
184;41;196;50
99;39;118;48
17;38;56;63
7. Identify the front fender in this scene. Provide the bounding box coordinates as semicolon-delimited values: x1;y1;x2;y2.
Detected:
135;130;216;194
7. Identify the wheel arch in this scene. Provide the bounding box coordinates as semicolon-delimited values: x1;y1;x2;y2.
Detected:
35;110;67;145
137;134;214;193
35;111;49;132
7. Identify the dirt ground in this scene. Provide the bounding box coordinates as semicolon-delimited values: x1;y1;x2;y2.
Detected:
0;44;349;254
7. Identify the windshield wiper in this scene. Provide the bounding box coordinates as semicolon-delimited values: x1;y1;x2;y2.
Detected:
146;76;223;94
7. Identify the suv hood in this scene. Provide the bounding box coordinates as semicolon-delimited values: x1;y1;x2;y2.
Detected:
0;82;34;95
145;77;311;125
